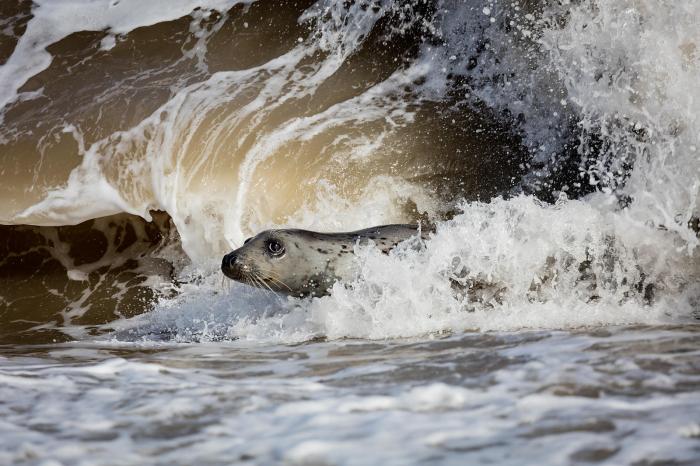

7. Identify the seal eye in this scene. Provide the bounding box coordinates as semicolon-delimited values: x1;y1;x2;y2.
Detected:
266;240;285;256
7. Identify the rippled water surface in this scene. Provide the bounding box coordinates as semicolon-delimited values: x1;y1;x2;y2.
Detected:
2;325;699;465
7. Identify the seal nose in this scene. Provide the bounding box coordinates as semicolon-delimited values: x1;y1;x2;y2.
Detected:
222;252;237;271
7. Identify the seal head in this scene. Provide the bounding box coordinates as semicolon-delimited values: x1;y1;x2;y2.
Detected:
222;225;427;297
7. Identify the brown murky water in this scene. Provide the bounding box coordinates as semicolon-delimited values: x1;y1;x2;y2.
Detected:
1;0;529;343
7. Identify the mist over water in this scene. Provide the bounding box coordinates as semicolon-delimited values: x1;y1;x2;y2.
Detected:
0;1;699;464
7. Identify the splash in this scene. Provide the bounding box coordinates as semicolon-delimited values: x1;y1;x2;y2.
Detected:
130;0;700;343
0;0;698;343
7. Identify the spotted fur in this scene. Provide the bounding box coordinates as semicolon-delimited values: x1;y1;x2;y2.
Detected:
221;224;430;298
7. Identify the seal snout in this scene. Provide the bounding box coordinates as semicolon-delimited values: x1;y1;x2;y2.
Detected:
221;251;243;280
221;224;424;297
222;251;237;268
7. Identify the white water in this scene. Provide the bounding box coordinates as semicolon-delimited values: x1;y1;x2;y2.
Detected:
104;0;699;343
2;328;699;465
11;0;700;339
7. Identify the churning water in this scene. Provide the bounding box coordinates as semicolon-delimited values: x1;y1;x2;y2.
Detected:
0;0;699;464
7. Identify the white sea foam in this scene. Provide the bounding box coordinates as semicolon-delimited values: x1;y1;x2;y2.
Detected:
125;195;696;345
93;0;700;343
2;329;699;465
3;0;699;339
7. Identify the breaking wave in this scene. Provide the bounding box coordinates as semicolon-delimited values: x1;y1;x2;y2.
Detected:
1;0;698;343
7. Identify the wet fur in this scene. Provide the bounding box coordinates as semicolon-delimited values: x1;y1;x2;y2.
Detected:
222;224;429;298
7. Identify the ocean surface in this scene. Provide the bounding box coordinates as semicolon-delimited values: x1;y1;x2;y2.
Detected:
0;0;699;464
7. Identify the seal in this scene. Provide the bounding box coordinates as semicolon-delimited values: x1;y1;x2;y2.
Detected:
221;224;428;297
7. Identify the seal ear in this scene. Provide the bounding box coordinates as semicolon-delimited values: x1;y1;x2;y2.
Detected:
244;237;253;245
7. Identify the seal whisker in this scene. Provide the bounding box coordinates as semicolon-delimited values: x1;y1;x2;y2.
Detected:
248;274;262;290
252;272;275;293
259;275;276;294
258;267;287;281
221;224;426;298
249;272;264;289
267;276;292;291
247;273;261;289
255;269;294;293
260;273;293;292
248;272;265;288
